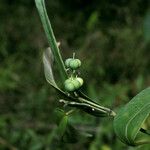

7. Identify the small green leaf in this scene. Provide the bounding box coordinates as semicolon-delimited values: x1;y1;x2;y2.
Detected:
43;47;57;88
55;111;78;143
113;87;150;146
54;108;66;125
86;11;98;30
54;109;72;140
55;108;92;143
43;48;67;96
57;115;68;138
143;10;150;42
35;0;67;82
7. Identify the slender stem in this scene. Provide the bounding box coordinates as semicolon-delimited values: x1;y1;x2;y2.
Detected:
35;0;67;82
66;109;75;115
61;100;108;113
78;97;116;117
60;97;116;117
73;52;75;59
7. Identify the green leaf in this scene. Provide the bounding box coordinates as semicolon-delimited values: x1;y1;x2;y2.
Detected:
55;109;72;141
143;10;150;43
55;108;92;143
43;47;57;88
35;0;67;82
86;11;98;30
55;110;78;143
43;48;68;96
113;87;150;146
54;108;66;125
57;115;68;138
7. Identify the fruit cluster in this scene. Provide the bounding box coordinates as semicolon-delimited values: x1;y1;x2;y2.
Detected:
65;58;81;70
64;77;83;92
64;56;83;92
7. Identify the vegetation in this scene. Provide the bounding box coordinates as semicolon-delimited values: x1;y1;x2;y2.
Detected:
0;0;150;149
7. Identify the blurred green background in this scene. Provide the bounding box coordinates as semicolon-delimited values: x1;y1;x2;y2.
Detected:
0;0;150;149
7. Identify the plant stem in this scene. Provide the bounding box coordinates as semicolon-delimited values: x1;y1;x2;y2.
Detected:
35;0;67;82
78;97;116;117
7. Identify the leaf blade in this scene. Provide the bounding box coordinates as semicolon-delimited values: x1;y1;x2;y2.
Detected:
43;47;57;88
35;0;67;82
143;10;150;42
113;87;150;146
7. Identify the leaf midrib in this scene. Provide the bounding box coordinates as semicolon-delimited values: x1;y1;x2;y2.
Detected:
125;103;150;143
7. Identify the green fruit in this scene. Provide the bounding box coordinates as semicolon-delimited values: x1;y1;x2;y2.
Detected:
65;58;73;68
64;78;72;84
64;81;75;92
64;77;83;92
69;59;81;69
76;77;83;86
76;59;81;66
72;79;81;89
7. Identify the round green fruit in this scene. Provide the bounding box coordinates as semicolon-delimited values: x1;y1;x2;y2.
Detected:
76;59;81;66
64;81;75;92
69;59;81;70
72;79;81;89
76;77;83;86
64;78;72;84
65;58;73;68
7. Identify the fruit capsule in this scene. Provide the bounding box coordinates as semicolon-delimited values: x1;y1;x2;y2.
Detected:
64;77;84;92
64;81;75;92
65;58;73;68
69;59;81;70
76;77;83;86
72;79;81;89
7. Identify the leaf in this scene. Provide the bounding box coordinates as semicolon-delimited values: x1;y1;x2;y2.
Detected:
43;47;57;88
55;110;78;143
57;115;68;138
113;87;150;146
143;10;150;43
55;108;92;143
43;48;68;96
86;11;98;30
54;108;66;125
54;109;71;140
35;0;67;82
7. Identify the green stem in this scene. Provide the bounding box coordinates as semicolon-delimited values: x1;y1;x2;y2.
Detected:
35;0;67;82
78;97;116;117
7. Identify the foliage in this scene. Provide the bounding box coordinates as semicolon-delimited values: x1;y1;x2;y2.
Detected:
114;87;150;146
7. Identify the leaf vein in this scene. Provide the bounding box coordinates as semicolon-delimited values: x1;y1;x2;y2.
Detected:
125;103;150;143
